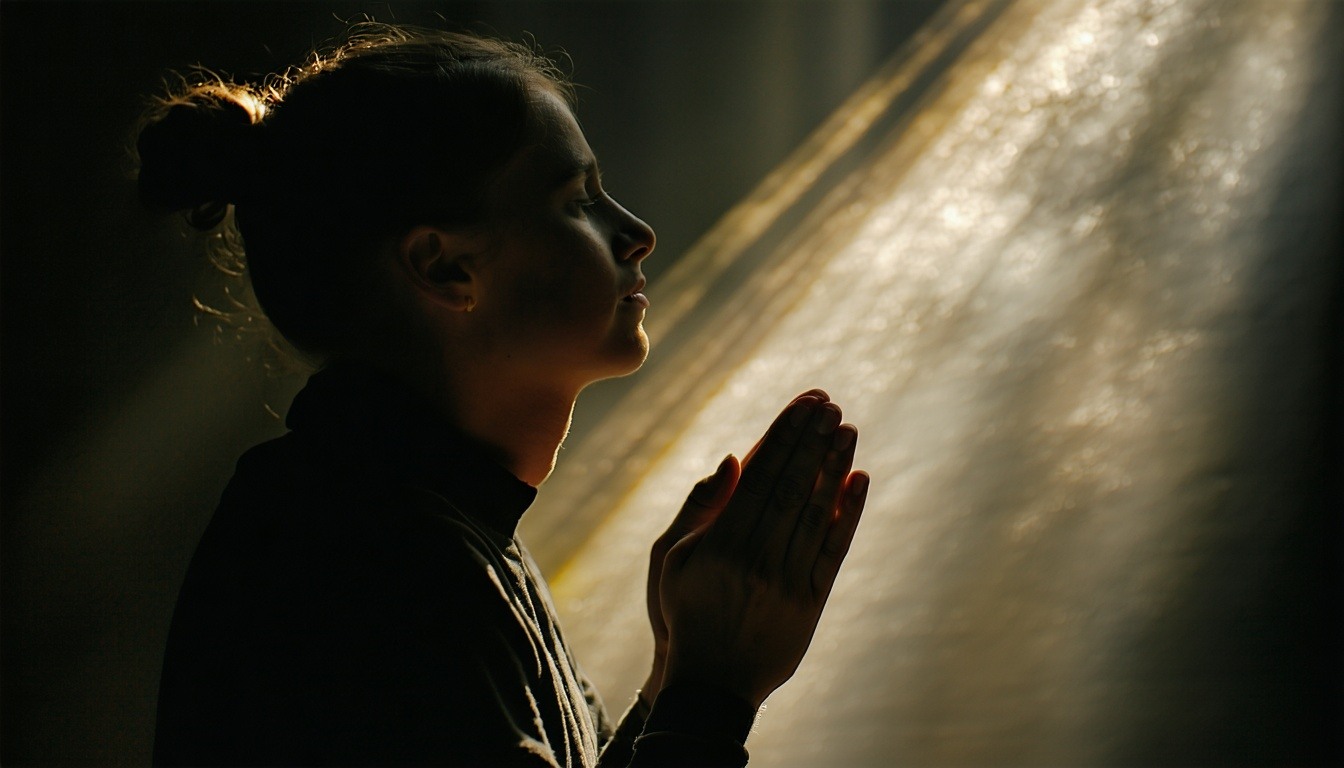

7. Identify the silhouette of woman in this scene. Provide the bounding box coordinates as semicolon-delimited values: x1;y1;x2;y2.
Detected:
137;24;869;767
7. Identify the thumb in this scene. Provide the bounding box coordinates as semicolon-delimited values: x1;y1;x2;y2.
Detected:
691;454;738;506
662;517;713;575
670;454;739;534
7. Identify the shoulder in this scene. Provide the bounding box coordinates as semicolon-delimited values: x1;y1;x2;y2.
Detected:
158;436;560;766
165;433;530;689
181;433;512;628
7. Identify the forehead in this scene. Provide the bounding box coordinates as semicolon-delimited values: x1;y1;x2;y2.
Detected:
491;89;594;203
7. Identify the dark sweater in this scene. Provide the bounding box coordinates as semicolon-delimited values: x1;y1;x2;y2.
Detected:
153;364;752;766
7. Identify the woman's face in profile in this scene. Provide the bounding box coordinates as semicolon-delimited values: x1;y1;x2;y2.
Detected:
475;88;657;388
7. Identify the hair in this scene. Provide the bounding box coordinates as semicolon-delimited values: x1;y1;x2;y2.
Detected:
137;24;575;357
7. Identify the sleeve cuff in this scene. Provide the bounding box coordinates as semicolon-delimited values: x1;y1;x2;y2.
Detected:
630;683;756;765
643;683;756;745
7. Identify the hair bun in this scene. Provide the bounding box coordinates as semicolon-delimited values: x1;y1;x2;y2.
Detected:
137;84;267;229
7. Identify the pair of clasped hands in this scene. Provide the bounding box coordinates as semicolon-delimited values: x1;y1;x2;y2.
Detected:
642;389;869;710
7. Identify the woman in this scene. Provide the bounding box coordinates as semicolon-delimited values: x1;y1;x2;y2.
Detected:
138;24;868;767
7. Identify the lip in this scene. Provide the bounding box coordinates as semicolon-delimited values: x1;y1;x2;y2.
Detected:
620;277;649;308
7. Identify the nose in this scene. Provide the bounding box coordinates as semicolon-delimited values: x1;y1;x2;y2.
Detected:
614;200;656;263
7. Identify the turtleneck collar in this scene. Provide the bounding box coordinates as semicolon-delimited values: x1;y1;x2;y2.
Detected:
285;362;538;537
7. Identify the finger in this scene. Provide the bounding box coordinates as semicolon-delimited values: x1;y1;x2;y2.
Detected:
751;402;843;570
709;396;822;547
783;424;857;594
668;454;740;538
742;389;830;466
812;471;869;599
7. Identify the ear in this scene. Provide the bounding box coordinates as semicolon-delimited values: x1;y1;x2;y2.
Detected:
396;225;483;313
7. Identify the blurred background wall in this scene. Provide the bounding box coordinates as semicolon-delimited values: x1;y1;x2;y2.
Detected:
2;1;1339;766
529;3;1344;765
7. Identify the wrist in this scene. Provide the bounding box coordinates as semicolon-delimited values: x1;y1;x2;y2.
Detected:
662;656;766;710
640;681;759;750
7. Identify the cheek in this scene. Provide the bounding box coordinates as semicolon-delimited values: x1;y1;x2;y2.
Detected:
508;248;612;335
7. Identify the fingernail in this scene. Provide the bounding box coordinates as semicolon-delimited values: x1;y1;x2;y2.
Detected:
832;426;856;451
850;473;870;498
789;400;813;427
816;404;841;434
717;454;735;474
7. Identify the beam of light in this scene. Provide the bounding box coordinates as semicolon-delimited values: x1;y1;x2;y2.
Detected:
5;333;301;764
523;0;1341;764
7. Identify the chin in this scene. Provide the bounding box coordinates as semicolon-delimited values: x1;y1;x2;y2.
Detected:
594;329;650;381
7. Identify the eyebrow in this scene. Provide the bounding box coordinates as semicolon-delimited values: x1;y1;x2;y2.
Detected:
551;158;600;191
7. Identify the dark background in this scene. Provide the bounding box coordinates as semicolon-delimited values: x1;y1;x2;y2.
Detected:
0;2;944;764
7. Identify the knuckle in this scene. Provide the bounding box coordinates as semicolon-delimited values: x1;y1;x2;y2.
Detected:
799;502;829;532
739;470;775;499
821;535;848;560
688;482;718;506
823;447;848;473
651;534;674;559
773;476;809;507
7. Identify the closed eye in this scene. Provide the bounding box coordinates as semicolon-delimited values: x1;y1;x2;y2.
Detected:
558;160;606;215
569;195;600;217
572;186;611;214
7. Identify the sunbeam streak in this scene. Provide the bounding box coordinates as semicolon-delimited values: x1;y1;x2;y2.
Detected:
522;0;1341;764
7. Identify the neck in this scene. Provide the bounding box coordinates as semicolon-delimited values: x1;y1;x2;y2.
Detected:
448;377;578;487
347;295;590;487
368;353;578;487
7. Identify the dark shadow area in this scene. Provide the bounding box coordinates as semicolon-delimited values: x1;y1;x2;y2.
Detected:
0;2;943;765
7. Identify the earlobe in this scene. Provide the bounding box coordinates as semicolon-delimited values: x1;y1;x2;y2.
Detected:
399;225;479;312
